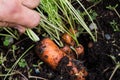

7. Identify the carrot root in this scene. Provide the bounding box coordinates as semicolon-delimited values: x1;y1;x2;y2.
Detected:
35;38;87;80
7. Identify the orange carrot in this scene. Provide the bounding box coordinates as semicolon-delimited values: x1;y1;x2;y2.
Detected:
60;45;75;59
61;28;77;46
35;38;87;80
60;45;72;54
62;33;75;46
36;38;66;69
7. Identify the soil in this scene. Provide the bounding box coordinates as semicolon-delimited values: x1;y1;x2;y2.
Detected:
0;0;120;80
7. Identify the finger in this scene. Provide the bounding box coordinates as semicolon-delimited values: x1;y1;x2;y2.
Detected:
1;5;40;28
18;6;40;28
22;0;40;9
0;22;25;33
14;25;26;33
0;21;16;27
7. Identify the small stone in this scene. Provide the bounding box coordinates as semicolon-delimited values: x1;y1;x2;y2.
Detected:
9;37;14;44
105;34;111;40
118;53;120;56
89;23;97;30
35;68;40;74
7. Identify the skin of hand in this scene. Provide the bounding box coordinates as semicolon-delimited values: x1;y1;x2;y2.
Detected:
0;0;40;33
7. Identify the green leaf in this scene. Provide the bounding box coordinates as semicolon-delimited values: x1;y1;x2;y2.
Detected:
3;36;14;46
18;59;27;68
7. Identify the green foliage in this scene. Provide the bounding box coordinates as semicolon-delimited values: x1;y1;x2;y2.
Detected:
39;0;79;46
81;9;98;21
4;45;34;80
18;59;27;68
108;55;120;80
0;53;6;65
37;0;96;47
106;4;118;10
110;20;119;32
89;9;98;20
26;28;40;42
3;39;10;46
40;0;59;22
106;4;120;19
3;27;19;40
106;4;120;31
3;36;14;46
10;45;20;60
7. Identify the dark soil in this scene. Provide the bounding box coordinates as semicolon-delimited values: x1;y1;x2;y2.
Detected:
79;0;120;80
0;0;120;80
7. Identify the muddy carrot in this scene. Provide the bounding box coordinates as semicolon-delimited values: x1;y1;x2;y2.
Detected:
60;39;84;59
60;45;76;59
35;38;87;80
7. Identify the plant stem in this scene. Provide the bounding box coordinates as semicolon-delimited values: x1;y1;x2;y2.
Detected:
3;28;18;40
0;73;16;77
77;0;97;41
26;28;40;42
114;8;120;19
109;63;120;80
0;34;12;37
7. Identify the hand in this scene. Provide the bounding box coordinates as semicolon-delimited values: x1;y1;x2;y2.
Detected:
0;0;40;33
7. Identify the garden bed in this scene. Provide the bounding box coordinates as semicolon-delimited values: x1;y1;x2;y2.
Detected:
0;0;120;80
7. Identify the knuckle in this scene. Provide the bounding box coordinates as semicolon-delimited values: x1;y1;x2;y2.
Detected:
29;13;40;28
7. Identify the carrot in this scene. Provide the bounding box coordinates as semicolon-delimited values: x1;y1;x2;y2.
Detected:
35;38;87;80
60;45;72;54
60;45;75;59
62;33;75;46
60;44;84;59
61;28;77;46
61;29;84;58
36;38;66;69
